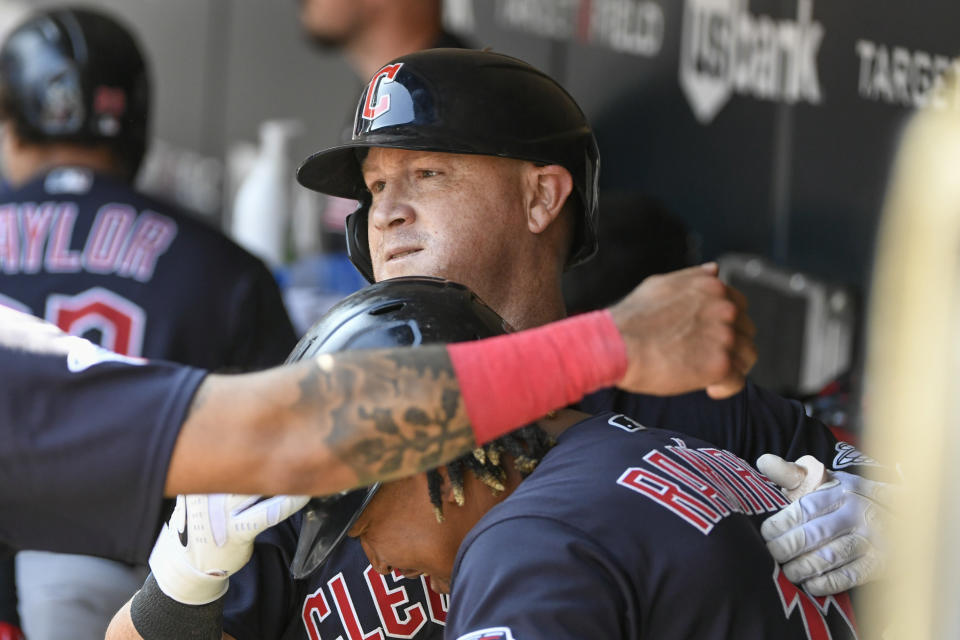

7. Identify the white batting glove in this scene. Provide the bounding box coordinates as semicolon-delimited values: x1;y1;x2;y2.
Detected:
757;453;893;596
149;494;308;604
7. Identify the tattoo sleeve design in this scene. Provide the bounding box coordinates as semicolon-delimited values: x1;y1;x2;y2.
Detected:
295;345;477;486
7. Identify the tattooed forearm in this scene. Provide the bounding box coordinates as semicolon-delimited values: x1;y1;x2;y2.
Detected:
296;345;478;486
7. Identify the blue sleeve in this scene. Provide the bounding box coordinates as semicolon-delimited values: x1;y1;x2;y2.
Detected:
447;517;632;640
0;343;205;562
222;518;300;640
582;381;843;470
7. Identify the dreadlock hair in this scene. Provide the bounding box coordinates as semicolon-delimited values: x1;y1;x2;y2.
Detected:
426;423;555;522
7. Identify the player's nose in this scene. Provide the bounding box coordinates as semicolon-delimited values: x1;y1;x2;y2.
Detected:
356;537;392;575
369;189;416;231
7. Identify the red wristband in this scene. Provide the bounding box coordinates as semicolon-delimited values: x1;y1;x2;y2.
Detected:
0;622;24;640
447;310;627;444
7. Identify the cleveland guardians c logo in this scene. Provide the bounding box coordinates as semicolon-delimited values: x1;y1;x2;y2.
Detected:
362;63;404;120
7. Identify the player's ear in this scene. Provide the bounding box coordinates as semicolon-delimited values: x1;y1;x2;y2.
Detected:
525;163;573;235
435;467;463;507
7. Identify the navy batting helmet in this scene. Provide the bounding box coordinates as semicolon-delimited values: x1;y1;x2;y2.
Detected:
0;7;150;178
296;48;600;282
289;276;510;579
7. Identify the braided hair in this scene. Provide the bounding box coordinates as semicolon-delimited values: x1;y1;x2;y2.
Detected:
426;423;555;522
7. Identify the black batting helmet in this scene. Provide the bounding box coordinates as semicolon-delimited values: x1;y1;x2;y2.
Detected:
296;48;600;282
288;275;510;579
0;7;151;178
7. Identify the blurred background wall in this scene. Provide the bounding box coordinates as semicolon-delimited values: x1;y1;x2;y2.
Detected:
2;0;943;290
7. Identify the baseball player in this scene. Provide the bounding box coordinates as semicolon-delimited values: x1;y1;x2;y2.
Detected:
293;48;891;596
0;7;298;638
108;278;872;640
157;279;484;640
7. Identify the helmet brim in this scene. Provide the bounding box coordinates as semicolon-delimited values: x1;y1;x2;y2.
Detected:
297;143;369;200
290;483;381;579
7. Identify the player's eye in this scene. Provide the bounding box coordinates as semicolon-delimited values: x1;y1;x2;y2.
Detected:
416;169;439;179
367;180;386;194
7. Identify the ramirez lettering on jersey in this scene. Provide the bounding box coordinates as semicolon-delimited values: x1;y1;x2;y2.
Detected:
617;436;790;533
0;200;177;282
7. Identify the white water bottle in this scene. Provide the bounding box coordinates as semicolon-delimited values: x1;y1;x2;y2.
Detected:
231;119;303;267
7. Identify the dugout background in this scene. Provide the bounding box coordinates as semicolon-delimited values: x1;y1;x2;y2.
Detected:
1;0;954;409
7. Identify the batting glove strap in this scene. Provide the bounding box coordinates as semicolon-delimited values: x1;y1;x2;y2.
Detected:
149;522;229;605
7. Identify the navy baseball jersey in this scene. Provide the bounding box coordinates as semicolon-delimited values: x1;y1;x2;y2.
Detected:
0;167;296;368
581;381;865;475
447;412;860;640
225;516;446;640
0;307;205;562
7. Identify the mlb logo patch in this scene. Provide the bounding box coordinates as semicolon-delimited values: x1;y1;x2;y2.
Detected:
607;414;645;433
455;627;515;640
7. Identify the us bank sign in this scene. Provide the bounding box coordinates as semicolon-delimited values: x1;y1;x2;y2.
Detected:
680;0;824;123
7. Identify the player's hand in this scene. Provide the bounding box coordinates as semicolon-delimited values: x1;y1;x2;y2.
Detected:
757;454;894;595
149;494;308;604
609;263;757;398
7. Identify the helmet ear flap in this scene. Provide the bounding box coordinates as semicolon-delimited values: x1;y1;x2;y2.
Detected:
345;199;374;283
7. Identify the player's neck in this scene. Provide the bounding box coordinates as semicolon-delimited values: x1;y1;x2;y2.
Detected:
537;409;591;439
8;144;122;187
497;293;567;332
487;272;567;332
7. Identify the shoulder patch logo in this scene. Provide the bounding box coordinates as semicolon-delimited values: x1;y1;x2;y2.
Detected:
832;442;879;469
456;627;515;640
607;414;645;433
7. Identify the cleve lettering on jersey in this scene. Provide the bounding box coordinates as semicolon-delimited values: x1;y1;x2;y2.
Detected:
421;576;448;625
329;572;384;640
301;585;334;640
301;564;445;640
364;567;428;638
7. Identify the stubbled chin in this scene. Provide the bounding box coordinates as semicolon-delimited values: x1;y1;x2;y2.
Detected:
376;254;440;280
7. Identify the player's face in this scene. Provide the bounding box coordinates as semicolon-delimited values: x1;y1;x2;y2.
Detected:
347;473;477;594
362;147;532;303
299;0;367;48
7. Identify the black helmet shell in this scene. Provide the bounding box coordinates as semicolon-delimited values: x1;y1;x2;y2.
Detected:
297;48;599;282
0;7;150;177
289;276;510;579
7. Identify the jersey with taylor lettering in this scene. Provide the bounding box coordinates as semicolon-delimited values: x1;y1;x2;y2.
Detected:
447;412;859;640
0;168;296;368
0;307;205;562
224;515;446;640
